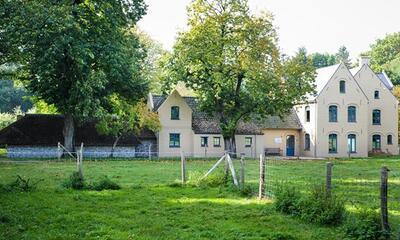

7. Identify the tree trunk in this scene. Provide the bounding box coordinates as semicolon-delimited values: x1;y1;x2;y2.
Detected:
63;113;75;153
224;135;237;157
110;136;121;158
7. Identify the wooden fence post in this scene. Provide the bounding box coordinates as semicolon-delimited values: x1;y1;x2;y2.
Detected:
326;162;333;196
148;144;152;161
239;153;245;188
224;151;229;183
258;154;266;199
77;143;84;180
181;151;186;185
380;166;390;235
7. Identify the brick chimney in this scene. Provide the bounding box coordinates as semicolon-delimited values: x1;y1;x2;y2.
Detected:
359;56;371;66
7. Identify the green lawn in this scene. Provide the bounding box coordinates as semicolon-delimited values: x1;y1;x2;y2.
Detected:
1;157;400;239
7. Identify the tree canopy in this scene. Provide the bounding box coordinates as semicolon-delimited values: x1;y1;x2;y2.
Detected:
335;45;351;67
369;32;400;85
1;0;148;151
163;0;315;152
310;52;336;69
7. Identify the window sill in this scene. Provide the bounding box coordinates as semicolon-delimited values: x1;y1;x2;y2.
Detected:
304;149;310;151
169;146;180;148
214;145;221;148
328;152;337;154
245;145;252;148
329;121;338;123
171;119;180;120
372;124;381;126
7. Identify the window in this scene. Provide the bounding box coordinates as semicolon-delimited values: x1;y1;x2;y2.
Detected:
171;106;180;120
213;137;221;147
245;137;252;147
328;134;338;153
387;135;393;145
374;91;380;99
340;80;346;93
372;135;381;150
305;106;310;122
304;134;311;151
200;137;208;147
329;106;338;122
348;134;356;153
372;109;381;125
169;133;180;148
348;106;356;122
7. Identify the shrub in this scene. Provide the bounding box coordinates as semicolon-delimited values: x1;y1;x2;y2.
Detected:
343;210;389;240
274;184;302;216
299;185;345;225
0;175;42;192
62;172;85;190
90;176;120;191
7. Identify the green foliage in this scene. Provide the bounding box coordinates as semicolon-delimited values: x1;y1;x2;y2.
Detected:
62;172;85;190
89;176;121;191
267;232;297;240
369;32;400;85
299;185;345;225
163;0;315;149
0;79;32;113
335;45;351;67
0;111;16;130
310;52;336;68
274;184;302;216
188;170;227;187
343;210;389;240
0;175;42;192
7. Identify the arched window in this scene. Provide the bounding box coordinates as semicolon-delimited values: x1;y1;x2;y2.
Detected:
374;90;380;99
171;106;180;120
305;106;310;122
372;135;381;150
340;80;346;93
348;134;356;153
387;135;393;145
348;106;356;122
329;106;338;122
372;109;381;125
328;134;338;153
304;134;310;151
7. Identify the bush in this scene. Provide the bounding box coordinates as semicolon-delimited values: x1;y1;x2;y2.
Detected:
89;176;120;191
343;210;389;240
0;175;42;192
274;184;302;216
299;185;345;225
62;172;85;190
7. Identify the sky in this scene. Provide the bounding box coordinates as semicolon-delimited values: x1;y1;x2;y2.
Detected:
138;0;400;60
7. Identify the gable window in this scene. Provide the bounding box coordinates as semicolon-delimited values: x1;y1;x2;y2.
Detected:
372;109;381;125
329;106;338;122
328;134;337;153
339;80;346;93
348;134;356;153
387;135;393;145
245;137;252;148
171;106;180;120
372;135;381;150
348;106;356;123
374;91;380;99
213;137;221;147
169;133;180;148
304;134;311;151
201;137;208;147
305;106;310;122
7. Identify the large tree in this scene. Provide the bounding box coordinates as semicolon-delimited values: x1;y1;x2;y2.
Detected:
163;0;315;153
368;32;400;85
0;0;148;151
310;52;336;69
335;45;351;67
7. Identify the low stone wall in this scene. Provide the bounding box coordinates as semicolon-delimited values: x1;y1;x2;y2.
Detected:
83;146;135;158
7;146;59;158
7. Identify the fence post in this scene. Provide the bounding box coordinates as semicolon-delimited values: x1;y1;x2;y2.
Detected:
224;151;229;183
326;162;333;196
77;143;84;180
258;154;266;199
181;151;186;185
380;166;390;235
148;144;152;161
239;153;245;188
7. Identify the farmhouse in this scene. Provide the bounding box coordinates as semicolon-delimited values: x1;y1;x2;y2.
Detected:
0;57;398;158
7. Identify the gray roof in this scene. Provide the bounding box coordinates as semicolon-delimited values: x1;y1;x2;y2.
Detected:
152;95;302;135
376;72;394;90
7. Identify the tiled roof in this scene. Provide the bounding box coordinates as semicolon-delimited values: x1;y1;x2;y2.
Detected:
0;114;155;146
376;72;394;90
152;95;302;135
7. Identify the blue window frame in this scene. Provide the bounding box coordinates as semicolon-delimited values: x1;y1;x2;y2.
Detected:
171;106;180;120
348;134;356;153
348;106;356;122
374;91;380;99
372;135;381;150
372;109;381;125
169;133;180;148
328;134;337;153
340;80;346;93
329;106;338;122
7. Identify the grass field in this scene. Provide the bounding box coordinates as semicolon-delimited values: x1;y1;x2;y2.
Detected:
1;156;400;239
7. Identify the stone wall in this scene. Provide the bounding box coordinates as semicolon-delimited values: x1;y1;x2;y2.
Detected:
7;146;59;158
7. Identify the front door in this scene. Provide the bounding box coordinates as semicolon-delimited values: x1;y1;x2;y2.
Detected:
286;135;295;156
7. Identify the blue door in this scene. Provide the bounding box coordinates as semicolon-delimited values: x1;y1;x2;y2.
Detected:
286;135;295;156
